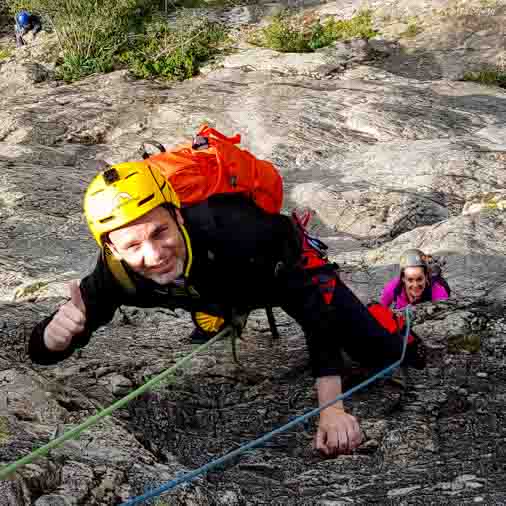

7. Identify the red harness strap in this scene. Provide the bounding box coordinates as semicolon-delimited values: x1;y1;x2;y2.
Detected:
292;208;338;305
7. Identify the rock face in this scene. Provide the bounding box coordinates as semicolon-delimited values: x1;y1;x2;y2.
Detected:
1;0;506;504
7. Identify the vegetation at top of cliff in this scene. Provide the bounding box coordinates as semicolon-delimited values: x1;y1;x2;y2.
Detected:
7;0;226;81
463;69;506;88
399;16;423;38
118;12;226;81
171;0;241;7
0;46;12;59
249;9;378;53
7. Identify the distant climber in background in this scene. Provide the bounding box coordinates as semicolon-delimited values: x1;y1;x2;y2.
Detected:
15;10;42;48
381;248;450;310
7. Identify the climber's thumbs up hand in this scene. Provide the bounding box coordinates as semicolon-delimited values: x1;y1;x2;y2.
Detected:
43;280;86;352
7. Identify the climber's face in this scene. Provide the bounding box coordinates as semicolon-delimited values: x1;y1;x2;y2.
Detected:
108;206;187;285
402;266;428;302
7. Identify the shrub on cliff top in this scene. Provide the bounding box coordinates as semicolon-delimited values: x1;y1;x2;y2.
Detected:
251;9;378;53
463;69;506;88
7;0;225;81
118;12;226;81
8;0;153;79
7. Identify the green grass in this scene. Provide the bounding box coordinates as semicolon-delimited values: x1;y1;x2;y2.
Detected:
251;9;379;53
14;280;49;300
118;13;226;81
171;0;238;7
9;0;153;81
463;70;506;88
8;0;226;82
448;334;481;354
400;18;422;38
311;10;378;47
0;47;12;60
255;13;309;53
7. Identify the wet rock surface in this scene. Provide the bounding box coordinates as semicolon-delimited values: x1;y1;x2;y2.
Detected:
1;0;506;504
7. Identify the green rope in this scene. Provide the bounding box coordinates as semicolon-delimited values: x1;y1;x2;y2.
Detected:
0;327;231;480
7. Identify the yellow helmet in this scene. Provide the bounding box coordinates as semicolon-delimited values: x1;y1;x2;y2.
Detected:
84;161;180;247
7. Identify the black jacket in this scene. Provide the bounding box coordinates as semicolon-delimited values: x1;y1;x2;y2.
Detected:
28;195;344;377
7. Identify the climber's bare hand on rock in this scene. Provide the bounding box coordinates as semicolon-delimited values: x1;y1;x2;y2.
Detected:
316;407;362;456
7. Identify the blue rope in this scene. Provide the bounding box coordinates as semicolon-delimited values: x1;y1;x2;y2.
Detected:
121;307;412;506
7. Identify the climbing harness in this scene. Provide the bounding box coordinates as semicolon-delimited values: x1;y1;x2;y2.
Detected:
292;208;340;305
119;307;413;506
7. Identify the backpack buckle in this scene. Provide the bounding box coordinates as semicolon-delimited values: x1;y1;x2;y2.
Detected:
139;140;166;160
192;135;209;150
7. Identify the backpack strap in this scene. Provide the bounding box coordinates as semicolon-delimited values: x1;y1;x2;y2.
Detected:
197;125;241;145
420;282;433;303
432;275;451;297
291;208;340;305
292;209;331;270
139;140;166;160
265;306;279;340
392;277;403;306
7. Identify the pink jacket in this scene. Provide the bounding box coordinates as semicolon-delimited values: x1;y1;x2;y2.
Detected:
380;277;449;310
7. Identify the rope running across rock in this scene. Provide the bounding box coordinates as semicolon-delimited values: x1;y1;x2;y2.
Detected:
120;307;413;505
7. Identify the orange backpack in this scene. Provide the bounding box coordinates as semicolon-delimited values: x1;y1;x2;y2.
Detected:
141;125;283;214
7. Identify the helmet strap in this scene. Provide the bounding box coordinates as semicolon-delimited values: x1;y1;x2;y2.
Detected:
177;221;193;278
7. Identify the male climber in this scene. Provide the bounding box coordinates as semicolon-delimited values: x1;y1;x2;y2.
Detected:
29;158;426;456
